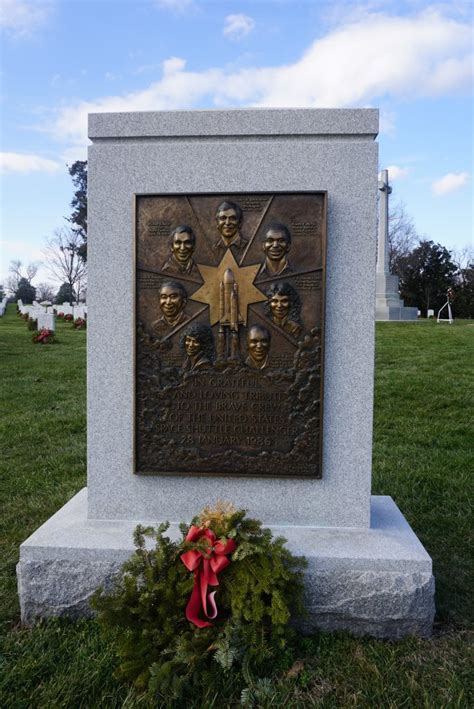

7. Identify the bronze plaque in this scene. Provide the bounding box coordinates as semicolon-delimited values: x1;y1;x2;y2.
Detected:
135;192;326;477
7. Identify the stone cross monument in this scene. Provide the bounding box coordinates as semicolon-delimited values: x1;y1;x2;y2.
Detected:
377;169;392;274
375;169;417;321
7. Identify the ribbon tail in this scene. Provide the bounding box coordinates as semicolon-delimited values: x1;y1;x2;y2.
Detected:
200;560;219;622
206;590;218;619
200;560;211;618
186;572;212;629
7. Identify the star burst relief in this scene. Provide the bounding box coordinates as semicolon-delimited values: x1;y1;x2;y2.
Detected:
190;249;266;326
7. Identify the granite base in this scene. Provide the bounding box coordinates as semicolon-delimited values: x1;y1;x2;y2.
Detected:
17;489;434;638
375;306;419;321
375;272;418;321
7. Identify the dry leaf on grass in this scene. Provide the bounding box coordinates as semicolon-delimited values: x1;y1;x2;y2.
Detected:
286;659;305;678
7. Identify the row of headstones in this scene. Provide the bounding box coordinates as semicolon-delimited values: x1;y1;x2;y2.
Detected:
17;300;87;332
0;296;8;317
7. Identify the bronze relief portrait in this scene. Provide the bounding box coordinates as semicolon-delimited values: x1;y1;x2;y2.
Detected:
264;282;303;339
162;226;198;276
136;192;326;478
213;200;248;255
260;223;292;276
151;280;190;338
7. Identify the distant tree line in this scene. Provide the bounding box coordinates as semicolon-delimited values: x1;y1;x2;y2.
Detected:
6;268;82;306
5;164;472;318
6;160;88;306
67;160;87;261
388;202;473;318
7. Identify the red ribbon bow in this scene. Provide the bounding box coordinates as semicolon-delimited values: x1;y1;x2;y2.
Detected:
36;329;50;343
180;525;236;628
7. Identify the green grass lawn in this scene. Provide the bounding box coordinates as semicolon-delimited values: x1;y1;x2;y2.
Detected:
0;305;473;707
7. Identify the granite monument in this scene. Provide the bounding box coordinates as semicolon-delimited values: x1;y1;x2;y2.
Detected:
17;109;434;638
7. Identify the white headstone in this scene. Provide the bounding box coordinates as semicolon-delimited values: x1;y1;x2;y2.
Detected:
37;313;55;332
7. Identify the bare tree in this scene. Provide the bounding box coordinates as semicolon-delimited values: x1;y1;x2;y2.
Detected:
388;201;419;276
6;259;39;296
43;228;87;305
26;262;39;282
5;276;19;297
451;246;474;287
8;260;22;285
77;282;87;303
36;282;56;302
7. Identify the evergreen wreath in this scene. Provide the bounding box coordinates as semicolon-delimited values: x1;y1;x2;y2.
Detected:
92;502;307;704
32;328;56;344
72;317;87;329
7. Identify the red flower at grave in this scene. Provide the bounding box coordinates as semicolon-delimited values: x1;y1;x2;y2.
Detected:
180;525;236;628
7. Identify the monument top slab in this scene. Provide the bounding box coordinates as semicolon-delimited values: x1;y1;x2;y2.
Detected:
88;108;379;140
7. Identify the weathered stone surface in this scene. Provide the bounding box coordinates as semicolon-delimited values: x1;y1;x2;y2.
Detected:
89;108;379;139
17;559;124;625
302;570;434;638
375;306;419;321
17;490;435;637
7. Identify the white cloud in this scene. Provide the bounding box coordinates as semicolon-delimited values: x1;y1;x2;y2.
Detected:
0;0;52;36
0;152;62;174
378;108;397;136
132;63;161;76
48;9;473;147
251;9;472;107
432;172;470;195
153;0;193;12
60;146;88;164
162;56;187;76
382;165;410;181
223;14;255;41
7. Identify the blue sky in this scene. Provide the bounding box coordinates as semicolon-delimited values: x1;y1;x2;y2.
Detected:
1;0;472;288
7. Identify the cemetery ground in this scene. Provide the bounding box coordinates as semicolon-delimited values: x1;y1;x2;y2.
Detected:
0;304;472;708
